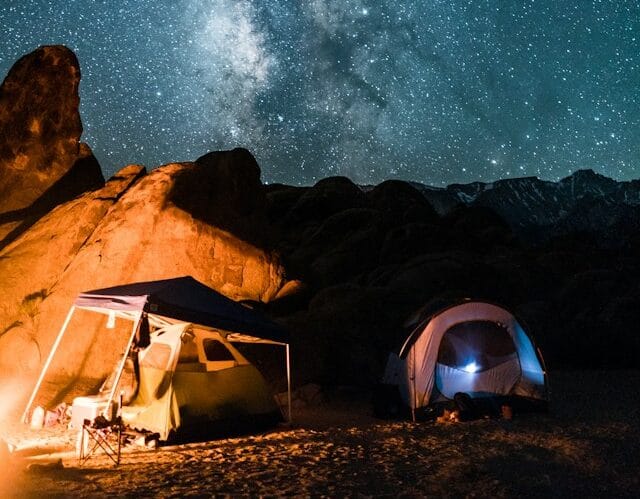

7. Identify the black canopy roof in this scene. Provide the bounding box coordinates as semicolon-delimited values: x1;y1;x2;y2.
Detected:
75;276;289;344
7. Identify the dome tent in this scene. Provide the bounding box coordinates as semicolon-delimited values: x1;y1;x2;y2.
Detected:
380;300;548;420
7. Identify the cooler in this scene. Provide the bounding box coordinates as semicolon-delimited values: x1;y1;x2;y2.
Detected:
70;396;112;429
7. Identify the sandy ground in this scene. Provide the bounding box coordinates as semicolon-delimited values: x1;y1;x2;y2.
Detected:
1;370;639;498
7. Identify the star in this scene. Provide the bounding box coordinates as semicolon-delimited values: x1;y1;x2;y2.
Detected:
0;0;637;185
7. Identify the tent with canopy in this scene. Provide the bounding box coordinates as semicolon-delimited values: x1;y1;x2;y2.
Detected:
23;276;291;440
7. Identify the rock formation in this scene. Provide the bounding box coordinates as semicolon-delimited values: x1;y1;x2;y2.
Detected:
0;46;639;417
0;45;82;213
0;47;288;400
0;165;145;376
0;154;287;387
266;172;640;386
0;45;104;244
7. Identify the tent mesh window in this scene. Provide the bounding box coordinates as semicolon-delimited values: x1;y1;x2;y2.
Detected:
437;320;516;372
203;339;235;361
178;336;199;363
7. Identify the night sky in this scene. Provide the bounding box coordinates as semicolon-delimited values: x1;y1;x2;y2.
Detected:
1;1;638;186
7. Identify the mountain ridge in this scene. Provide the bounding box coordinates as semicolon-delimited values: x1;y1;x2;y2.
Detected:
404;169;640;241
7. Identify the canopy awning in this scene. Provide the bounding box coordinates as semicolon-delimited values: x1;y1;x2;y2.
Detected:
75;276;289;345
74;276;289;343
24;276;292;424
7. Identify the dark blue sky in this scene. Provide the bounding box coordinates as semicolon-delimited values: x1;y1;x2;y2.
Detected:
1;1;638;185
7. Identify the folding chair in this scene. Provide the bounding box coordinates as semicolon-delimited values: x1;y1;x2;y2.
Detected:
77;415;123;466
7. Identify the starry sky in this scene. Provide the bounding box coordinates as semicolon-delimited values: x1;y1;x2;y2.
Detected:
1;1;638;186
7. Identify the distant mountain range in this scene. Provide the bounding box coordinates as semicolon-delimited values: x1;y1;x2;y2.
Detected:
407;169;640;243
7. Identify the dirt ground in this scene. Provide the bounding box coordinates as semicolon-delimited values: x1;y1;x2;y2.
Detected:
1;370;639;498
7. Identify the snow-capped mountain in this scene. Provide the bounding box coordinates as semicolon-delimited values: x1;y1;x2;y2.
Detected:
413;169;640;241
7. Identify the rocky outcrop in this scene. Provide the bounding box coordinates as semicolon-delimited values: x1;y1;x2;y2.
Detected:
284;176;366;227
368;180;438;224
0;45;104;245
0;46;103;217
0;50;291;411
0;165;146;377
1;45;639;413
54;156;285;306
0;153;288;384
267;172;640;386
171;148;271;247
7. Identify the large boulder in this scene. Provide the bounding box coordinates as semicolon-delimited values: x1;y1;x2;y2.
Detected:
265;184;308;224
289;208;382;284
440;205;515;252
0;46;102;218
0;143;104;247
378;222;442;264
283;176;366;227
0;165;145;378
0;153;288;408
374;251;511;307
286;283;416;386
54;157;285;305
367;180;439;224
172;148;271;247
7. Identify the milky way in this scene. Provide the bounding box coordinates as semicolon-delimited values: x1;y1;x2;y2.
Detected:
1;1;638;185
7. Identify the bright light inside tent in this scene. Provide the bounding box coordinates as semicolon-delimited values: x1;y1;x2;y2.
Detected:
462;361;479;373
106;310;116;329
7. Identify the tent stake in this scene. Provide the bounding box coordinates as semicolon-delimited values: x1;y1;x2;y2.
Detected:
22;305;76;423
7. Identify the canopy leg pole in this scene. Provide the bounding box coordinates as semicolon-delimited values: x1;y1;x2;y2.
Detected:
22;305;76;423
286;343;292;423
104;312;141;417
411;347;416;423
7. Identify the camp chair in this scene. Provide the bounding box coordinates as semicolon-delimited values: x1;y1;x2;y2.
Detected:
77;395;124;466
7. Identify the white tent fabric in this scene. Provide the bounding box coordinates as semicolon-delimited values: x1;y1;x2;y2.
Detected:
434;358;521;399
23;277;292;425
383;301;547;412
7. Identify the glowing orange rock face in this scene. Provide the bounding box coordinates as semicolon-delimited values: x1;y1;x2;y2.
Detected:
0;46;103;215
0;45;288;410
0;46;104;248
0;153;287;390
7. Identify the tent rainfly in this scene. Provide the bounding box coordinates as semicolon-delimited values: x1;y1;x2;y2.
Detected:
381;300;548;420
23;276;291;438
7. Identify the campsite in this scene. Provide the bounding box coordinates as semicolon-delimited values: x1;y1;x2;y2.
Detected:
2;370;640;497
0;45;639;497
1;273;638;497
21;277;292;445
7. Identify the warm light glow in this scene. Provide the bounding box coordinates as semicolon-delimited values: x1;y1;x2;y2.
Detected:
0;438;15;495
0;378;28;473
0;438;10;458
106;311;116;329
462;361;479;373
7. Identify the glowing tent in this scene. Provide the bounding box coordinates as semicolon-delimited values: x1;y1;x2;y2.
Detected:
381;300;548;419
24;276;291;440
